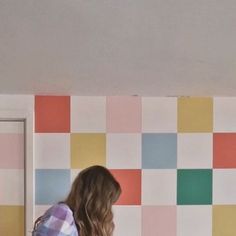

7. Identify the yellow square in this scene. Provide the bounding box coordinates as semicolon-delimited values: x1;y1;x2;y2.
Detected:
71;133;106;169
0;206;24;236
178;97;213;132
213;205;236;236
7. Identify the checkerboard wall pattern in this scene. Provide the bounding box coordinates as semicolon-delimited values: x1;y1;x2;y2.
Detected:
34;96;236;236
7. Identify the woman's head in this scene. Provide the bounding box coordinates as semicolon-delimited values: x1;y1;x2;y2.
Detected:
65;165;121;236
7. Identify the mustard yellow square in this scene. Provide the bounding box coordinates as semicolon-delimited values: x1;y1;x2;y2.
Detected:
0;206;24;236
213;205;236;236
71;133;106;169
178;97;213;132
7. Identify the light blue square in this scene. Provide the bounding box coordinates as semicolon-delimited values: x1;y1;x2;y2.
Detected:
36;169;71;205
142;133;177;169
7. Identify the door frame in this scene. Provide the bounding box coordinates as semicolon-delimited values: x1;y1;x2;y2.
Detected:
0;109;34;236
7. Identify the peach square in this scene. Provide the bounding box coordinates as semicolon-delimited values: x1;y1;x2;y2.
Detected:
110;169;141;205
107;96;142;133
142;206;177;236
213;133;236;168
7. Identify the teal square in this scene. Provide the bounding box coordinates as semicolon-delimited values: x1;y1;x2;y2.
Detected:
177;169;212;205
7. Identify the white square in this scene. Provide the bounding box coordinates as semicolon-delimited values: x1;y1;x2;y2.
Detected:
0;95;34;110
213;169;236;204
177;206;212;236
142;97;177;132
0;121;24;134
35;205;51;220
107;134;141;169
0;169;24;205
214;97;236;132
113;206;141;236
142;169;176;205
70;169;81;184
71;96;106;132
35;134;70;169
177;133;213;168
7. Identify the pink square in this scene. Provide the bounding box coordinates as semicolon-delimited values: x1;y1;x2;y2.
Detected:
0;134;24;169
142;206;177;236
106;96;142;133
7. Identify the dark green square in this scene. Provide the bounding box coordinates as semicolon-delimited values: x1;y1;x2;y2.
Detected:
177;169;212;205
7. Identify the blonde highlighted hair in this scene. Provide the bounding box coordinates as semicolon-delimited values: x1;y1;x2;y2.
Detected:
64;165;121;236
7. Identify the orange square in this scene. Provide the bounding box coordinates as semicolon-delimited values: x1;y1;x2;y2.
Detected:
110;169;141;205
35;96;70;133
213;133;236;168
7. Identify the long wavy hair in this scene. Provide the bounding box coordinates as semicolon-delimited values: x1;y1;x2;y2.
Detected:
64;165;121;236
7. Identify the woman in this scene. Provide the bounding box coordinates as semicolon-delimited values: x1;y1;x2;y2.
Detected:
33;165;121;236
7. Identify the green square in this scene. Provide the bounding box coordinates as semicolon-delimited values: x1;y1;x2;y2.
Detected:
177;169;212;205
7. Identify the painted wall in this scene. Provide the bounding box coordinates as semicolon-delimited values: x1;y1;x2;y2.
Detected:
1;95;236;236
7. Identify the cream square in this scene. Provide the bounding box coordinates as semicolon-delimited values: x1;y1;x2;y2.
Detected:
142;97;177;132
214;97;236;132
34;205;51;220
107;134;141;169
71;96;106;132
213;169;236;204
35;133;70;169
113;206;141;236
0;169;24;205
142;169;176;205
177;206;212;236
177;133;213;168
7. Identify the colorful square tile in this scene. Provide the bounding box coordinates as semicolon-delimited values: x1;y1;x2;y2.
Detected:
213;170;236;204
35;96;70;133
113;206;141;236
71;96;106;132
35;169;70;205
0;206;24;236
177;133;213;168
70;133;106;169
0;170;24;205
106;96;141;133
110;169;141;205
142;133;177;169
35;134;70;169
142;97;177;132
213;133;236;168
177;169;212;205
107;134;141;169
214;97;236;132
213;205;236;236
178;97;213;132
177;206;212;236
142;169;176;205
0;133;24;169
142;206;177;236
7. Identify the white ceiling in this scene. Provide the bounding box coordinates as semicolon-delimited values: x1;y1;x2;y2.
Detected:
0;0;236;96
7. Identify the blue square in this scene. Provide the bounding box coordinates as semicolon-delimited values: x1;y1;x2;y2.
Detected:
36;169;71;205
142;133;177;169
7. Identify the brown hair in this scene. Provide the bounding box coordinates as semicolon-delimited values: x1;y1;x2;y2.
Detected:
64;165;121;236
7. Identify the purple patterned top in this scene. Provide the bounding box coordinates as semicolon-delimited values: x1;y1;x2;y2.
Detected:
33;203;79;236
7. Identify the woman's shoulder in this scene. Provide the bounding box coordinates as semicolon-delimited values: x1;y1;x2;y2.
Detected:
45;203;74;220
33;203;78;236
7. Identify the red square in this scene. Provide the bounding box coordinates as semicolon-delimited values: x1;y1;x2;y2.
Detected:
213;133;236;168
35;96;70;133
110;169;141;205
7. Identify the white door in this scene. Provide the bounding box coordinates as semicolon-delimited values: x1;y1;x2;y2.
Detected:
0;120;25;235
